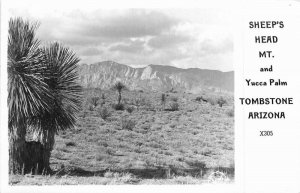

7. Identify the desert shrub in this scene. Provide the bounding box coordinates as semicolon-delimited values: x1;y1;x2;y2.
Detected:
134;148;142;153
81;110;89;118
121;118;136;131
170;97;178;102
52;151;64;160
89;96;100;108
226;108;234;117
177;157;185;162
126;106;134;113
185;159;206;169
196;96;208;102
57;147;71;153
152;125;162;130
139;97;147;106
133;96;147;110
201;148;213;156
104;172;138;183
169;87;177;93
133;98;141;110
105;148;115;155
98;141;109;147
164;151;173;156
98;107;111;120
112;103;125;111
217;97;227;107
95;153;108;161
169;122;176;128
100;93;106;106
195;96;202;102
65;141;76;147
207;98;216;106
207;171;229;183
104;171;115;178
140;123;151;130
192;130;199;135
87;104;94;111
169;102;179;111
123;98;129;104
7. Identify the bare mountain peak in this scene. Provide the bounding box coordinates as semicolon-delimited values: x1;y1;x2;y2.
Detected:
78;61;234;92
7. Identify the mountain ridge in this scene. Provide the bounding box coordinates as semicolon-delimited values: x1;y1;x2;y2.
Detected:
77;61;234;93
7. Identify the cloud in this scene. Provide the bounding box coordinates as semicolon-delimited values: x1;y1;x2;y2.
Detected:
79;10;179;38
198;38;233;56
99;46;189;67
148;33;192;49
35;9;180;46
109;40;146;53
171;51;233;72
79;47;103;56
9;8;233;71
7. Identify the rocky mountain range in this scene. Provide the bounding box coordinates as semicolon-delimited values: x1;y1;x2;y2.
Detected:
78;61;234;93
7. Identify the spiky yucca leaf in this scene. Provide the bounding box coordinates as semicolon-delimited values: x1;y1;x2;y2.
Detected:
8;18;52;129
30;42;82;132
112;81;127;92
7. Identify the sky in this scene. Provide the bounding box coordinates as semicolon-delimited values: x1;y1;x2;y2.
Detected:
8;4;234;71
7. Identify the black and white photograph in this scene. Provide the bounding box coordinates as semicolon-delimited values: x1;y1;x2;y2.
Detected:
4;0;235;186
3;0;300;192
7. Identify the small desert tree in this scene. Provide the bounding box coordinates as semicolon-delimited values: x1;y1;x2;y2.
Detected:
100;93;106;106
112;81;127;105
217;97;227;107
161;93;166;110
8;18;53;174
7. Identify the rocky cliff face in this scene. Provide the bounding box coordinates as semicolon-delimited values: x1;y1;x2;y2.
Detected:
78;61;234;93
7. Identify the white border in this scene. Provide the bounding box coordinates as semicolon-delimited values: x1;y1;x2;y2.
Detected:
2;0;300;193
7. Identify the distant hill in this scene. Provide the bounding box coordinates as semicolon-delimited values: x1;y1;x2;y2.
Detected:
78;61;234;93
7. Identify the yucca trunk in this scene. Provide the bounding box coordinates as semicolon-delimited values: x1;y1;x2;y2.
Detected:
9;126;45;174
9;125;27;174
118;91;122;104
32;127;55;174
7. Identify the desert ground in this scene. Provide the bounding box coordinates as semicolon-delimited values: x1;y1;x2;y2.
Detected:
10;88;234;185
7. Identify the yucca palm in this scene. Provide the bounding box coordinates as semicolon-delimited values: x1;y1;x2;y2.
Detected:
29;42;82;173
8;17;82;174
112;81;127;105
161;93;166;110
8;18;53;174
